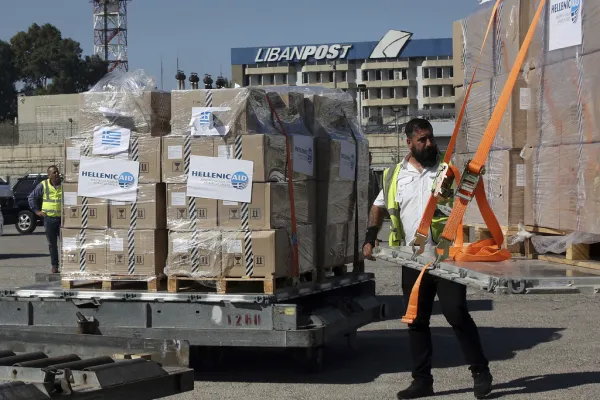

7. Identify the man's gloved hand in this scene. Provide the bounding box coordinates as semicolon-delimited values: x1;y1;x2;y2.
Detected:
363;226;379;261
363;243;376;261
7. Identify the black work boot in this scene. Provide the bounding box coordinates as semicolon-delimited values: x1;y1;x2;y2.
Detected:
473;370;493;399
396;380;434;399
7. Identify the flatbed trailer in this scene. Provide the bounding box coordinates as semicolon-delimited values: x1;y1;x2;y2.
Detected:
0;272;384;374
376;246;600;295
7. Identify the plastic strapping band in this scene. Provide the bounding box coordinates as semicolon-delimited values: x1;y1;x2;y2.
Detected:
79;144;91;272
233;134;255;276
128;136;139;274
264;94;300;277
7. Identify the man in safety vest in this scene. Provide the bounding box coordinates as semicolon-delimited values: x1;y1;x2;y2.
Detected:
363;119;493;399
28;166;62;273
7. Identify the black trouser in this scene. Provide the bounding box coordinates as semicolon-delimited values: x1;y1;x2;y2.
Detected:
44;216;61;268
401;266;489;383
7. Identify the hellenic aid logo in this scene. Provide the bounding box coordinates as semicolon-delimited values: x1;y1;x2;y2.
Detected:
230;171;249;190
307;147;313;164
118;172;135;189
571;0;581;23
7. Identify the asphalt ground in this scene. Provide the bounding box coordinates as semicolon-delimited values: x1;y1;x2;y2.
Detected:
1;223;600;399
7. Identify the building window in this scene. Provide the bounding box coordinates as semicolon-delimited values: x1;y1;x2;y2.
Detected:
451;86;456;96
401;87;408;98
376;70;382;81
423;68;430;79
258;75;263;85
449;67;454;78
302;73;308;84
363;90;369;100
362;70;368;81
389;88;395;98
388;70;394;80
376;88;382;99
424;104;430;110
437;68;443;79
378;107;383;117
329;72;334;82
341;71;347;82
362;107;369;119
270;75;275;85
424;87;431;97
282;74;288;84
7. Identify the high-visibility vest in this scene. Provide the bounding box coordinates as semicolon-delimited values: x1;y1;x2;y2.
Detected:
382;154;453;246
41;179;62;218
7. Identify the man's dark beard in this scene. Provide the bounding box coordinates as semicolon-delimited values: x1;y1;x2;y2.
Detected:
412;146;439;168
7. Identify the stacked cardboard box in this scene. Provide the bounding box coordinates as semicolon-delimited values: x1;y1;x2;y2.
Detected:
163;88;324;280
452;0;538;228
61;71;170;278
524;0;600;235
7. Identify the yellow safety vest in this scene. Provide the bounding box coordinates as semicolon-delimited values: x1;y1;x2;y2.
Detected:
42;179;62;218
382;154;453;246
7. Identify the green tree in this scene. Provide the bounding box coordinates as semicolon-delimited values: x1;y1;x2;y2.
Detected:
0;40;16;122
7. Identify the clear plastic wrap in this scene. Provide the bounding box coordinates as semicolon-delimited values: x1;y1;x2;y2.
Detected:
452;0;532;87
61;182;109;229
78;69;171;136
64;136;162;183
453;150;525;227
109;183;166;230
61;228;108;275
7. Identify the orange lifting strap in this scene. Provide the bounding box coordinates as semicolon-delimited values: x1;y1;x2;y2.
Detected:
402;0;548;325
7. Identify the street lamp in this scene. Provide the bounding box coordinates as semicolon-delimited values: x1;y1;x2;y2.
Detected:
391;106;402;163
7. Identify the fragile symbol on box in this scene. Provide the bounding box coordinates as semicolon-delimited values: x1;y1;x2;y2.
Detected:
116;254;125;264
73;162;80;172
118;208;126;219
229;209;240;219
177;209;186;218
70;208;78;218
68;254;76;263
234;254;242;265
172;162;182;172
179;255;189;263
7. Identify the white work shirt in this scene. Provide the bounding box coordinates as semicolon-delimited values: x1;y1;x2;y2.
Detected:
374;155;439;246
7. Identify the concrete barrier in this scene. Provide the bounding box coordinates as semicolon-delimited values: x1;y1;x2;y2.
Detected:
0;144;64;183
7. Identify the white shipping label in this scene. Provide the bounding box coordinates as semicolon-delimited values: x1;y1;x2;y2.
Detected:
218;145;233;159
548;0;583;51
109;238;124;252
62;237;77;251
519;88;531;110
223;200;238;206
171;192;186;206
227;240;243;254
92;126;131;155
186;156;254;203
190;107;232;136
173;238;190;254
516;164;525;187
77;156;140;202
111;201;127;206
339;140;357;181
63;192;78;206
66;147;81;161
168;145;183;160
113;152;130;160
292;135;314;176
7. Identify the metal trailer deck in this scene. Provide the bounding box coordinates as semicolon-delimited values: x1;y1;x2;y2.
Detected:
0;273;384;372
376;247;600;295
0;350;193;399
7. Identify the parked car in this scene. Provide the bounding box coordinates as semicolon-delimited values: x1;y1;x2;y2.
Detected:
9;174;48;234
0;177;13;210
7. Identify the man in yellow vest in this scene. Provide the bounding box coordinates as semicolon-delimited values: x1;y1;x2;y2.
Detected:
363;119;492;399
28;166;62;273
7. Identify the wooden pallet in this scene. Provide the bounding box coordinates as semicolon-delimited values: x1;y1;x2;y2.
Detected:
167;270;318;294
464;224;524;256
524;225;600;270
61;275;164;292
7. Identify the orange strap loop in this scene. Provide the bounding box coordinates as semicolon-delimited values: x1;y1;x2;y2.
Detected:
402;0;547;325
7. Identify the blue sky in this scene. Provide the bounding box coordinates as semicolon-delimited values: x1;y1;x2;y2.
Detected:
0;0;481;90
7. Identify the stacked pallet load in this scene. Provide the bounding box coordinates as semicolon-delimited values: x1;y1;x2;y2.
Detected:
61;70;171;290
521;0;600;267
162;86;368;294
452;0;536;250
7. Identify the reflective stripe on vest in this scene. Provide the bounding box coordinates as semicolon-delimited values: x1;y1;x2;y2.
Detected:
42;179;62;217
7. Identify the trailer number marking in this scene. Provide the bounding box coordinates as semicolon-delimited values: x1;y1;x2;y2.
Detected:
227;313;262;326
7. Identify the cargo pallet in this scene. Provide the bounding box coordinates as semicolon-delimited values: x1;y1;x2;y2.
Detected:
167;270;318;294
0;269;383;373
61;274;164;292
0;349;193;399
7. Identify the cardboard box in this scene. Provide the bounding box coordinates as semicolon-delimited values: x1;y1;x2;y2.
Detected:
61;228;107;275
559;143;600;234
526;52;600;147
64;137;162;183
218;181;316;230
78;91;171;136
454;150;525;227
318;223;348;268
166;230;222;277
455;74;528;153
166;184;218;231
316;137;370;182
106;229;167;275
109;183;166;230
221;225;316;278
523;146;560;229
215;134;314;182
304;94;360;139
62;182;109;229
161;136;214;183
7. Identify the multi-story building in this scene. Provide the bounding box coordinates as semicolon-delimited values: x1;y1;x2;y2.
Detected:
231;30;455;126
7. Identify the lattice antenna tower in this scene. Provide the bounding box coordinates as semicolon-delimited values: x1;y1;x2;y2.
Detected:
92;0;131;72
